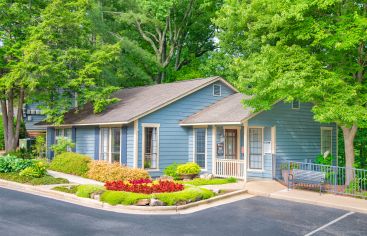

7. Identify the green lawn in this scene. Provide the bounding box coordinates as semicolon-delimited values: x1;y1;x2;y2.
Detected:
0;172;69;185
177;177;237;186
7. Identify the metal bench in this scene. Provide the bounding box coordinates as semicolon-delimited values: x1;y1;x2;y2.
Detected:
288;169;325;195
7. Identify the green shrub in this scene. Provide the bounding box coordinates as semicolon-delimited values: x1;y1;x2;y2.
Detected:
176;162;201;175
153;186;214;206
52;185;79;194
315;154;334;166
51;137;75;156
49;152;91;176
0;172;69;185
19;161;47;178
163;162;180;180
100;190;149;205
181;177;237;186
35;135;46;158
0;155;34;173
6;148;35;159
76;185;105;198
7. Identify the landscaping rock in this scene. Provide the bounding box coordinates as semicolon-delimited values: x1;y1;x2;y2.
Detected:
90;190;104;201
200;173;214;180
175;200;187;206
135;199;150;206
149;198;165;206
212;189;220;194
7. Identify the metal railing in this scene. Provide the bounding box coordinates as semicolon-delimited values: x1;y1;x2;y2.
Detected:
276;160;367;199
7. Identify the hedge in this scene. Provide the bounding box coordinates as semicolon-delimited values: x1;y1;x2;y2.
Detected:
49;152;91;176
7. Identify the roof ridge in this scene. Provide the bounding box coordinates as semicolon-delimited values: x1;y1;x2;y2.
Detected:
121;76;220;91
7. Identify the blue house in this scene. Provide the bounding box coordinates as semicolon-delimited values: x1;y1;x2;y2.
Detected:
40;77;337;179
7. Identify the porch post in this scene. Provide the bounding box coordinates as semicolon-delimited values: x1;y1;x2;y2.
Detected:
243;121;248;182
212;126;216;176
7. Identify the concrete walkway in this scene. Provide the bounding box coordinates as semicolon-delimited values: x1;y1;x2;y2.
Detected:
245;179;367;214
47;170;104;186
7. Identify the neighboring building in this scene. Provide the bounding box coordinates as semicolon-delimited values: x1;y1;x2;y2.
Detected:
38;77;337;179
23;103;47;137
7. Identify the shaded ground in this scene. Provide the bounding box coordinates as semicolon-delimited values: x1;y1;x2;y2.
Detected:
0;187;366;236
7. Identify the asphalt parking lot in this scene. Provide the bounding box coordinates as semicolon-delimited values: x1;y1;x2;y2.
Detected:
0;187;366;236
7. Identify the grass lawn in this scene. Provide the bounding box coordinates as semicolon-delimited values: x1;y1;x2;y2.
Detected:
178;177;237;186
0;172;69;185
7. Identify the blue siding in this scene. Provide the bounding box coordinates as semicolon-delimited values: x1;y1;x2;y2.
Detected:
46;127;55;158
121;127;127;165
138;81;235;176
246;102;337;179
75;127;96;159
126;122;135;167
94;127;100;160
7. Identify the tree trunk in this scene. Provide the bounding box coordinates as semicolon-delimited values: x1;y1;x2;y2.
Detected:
1;88;25;152
342;125;358;185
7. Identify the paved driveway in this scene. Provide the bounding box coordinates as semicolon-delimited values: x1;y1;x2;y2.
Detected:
0;187;366;236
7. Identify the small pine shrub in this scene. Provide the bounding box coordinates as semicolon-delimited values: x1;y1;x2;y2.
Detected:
176;162;201;175
49;152;91;176
87;161;150;182
163;162;180;180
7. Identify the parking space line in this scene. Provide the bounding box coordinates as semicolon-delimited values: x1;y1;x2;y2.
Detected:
304;212;355;236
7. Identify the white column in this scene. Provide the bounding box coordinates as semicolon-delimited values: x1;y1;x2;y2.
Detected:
243;121;248;182
271;126;276;178
212;126;217;176
133;120;139;168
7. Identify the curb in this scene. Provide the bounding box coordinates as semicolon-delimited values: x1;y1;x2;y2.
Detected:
0;179;249;215
247;189;367;214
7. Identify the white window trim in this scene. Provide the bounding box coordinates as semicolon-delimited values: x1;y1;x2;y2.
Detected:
321;127;333;156
99;127;121;164
292;100;301;109
223;126;241;160
213;84;222;96
247;126;265;172
141;123;160;171
193;127;207;171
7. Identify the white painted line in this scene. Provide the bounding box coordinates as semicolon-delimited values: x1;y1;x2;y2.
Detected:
305;212;355;236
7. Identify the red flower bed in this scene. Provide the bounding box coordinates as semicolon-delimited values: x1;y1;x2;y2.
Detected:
105;179;184;194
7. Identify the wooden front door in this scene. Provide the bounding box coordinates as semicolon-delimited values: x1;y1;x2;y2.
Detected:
225;129;238;159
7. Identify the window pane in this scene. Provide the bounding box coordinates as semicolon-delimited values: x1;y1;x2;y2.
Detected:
100;128;109;161
64;128;72;140
195;128;206;168
144;127;158;169
249;128;263;169
111;128;120;163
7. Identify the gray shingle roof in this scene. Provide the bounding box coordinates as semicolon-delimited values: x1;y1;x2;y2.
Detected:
180;93;253;125
39;76;236;126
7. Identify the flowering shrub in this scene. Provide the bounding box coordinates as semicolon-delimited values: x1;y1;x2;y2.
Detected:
105;179;184;194
87;161;150;182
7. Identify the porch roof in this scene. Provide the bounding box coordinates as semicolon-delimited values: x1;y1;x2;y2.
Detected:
180;93;254;125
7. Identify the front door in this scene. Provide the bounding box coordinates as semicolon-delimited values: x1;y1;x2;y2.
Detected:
225;129;238;159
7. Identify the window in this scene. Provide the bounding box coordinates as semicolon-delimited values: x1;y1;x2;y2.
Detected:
143;125;159;169
100;127;121;163
213;84;221;96
194;128;206;169
292;100;300;109
248;128;263;170
321;127;332;156
55;128;73;151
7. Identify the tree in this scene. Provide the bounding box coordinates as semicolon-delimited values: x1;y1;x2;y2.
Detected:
215;0;367;185
111;0;221;83
0;0;48;151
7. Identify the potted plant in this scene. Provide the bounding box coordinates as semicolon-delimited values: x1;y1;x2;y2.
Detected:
176;162;201;180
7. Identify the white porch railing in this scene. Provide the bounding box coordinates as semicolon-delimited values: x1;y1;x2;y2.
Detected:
214;159;245;179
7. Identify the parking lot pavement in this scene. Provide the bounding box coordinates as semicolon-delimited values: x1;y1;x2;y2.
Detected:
0;187;366;236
